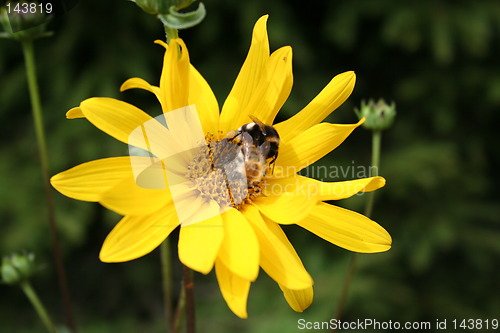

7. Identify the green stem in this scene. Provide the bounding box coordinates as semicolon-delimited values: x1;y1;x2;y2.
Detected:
364;130;381;218
21;39;76;332
163;25;179;43
332;130;382;330
160;239;174;332
20;281;57;333
173;282;186;333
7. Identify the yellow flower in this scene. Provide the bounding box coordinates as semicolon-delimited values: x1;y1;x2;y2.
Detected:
51;15;391;318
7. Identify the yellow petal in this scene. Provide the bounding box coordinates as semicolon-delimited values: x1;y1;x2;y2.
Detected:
275;71;356;142
280;284;314;312
66;107;84;119
359;176;386;193
120;77;161;95
100;175;172;216
243;205;312;289
80;97;172;157
281;175;386;201
189;65;220;135
159;38;190;113
50;157;133;201
318;176;385;200
217;209;260;281
139;42;218;134
297;202;392;253
253;179;316;225
274;120;363;177
120;77;163;107
178;209;224;274
99;205;179;262
155;39;168;49
170;187;226;227
219;15;270;134
237;46;293;127
215;258;251;319
51;157;172;214
149;104;207;162
80;97;151;145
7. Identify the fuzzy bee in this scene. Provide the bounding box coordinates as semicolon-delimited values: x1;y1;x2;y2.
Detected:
226;115;280;185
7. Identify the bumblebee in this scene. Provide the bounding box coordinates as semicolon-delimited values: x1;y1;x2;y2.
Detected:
226;115;280;185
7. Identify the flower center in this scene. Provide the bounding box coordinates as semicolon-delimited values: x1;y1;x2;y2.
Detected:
185;134;265;209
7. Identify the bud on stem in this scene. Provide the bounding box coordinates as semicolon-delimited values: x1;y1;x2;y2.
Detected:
1;252;36;285
354;98;396;131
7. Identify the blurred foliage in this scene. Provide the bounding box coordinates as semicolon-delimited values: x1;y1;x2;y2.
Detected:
0;0;499;332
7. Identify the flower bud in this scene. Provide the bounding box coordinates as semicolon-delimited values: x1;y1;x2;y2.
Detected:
1;252;36;285
354;98;396;131
129;0;206;31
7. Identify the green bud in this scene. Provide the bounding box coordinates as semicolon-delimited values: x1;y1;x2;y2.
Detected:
129;0;206;32
1;264;20;284
0;1;53;41
1;252;36;285
354;98;396;131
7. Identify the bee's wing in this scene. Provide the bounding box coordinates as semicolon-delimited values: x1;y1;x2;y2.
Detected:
258;141;271;161
240;132;254;145
240;132;254;160
211;139;240;168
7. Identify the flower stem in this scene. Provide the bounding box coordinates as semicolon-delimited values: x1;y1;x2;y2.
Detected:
173;280;186;332
164;25;179;43
332;130;382;329
21;39;76;332
183;265;196;333
20;281;57;333
160;239;174;332
364;130;381;218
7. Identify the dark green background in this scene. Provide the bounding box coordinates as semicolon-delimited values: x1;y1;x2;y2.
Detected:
1;0;499;332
